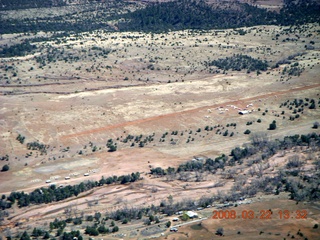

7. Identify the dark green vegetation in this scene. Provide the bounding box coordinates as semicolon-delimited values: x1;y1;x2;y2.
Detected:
1;0;319;34
0;41;37;58
0;172;140;209
1;164;9;172
278;0;320;26
205;54;268;72
118;0;277;32
118;0;320;32
282;62;305;76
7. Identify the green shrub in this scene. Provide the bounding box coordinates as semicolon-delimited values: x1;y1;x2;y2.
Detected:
269;120;276;130
244;129;251;134
1;164;9;172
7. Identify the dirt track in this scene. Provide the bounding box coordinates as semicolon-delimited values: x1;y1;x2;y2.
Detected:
61;83;320;140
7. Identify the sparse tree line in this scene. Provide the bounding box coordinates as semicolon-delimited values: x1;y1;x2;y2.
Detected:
151;132;319;174
82;123;238;154
0;172;140;209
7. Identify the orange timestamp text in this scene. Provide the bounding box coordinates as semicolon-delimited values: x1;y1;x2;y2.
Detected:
212;209;307;220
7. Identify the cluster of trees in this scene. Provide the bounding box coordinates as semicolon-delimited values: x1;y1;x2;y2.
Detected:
0;41;37;58
279;97;318;121
280;98;318;111
106;139;117;152
1;172;140;209
206;54;269;72
282;63;304;76
0;196;12;209
230;132;319;165
85;225;118;236
26;141;49;154
277;0;320;26
31;228;50;239
0;155;9;161
279;169;319;201
16;134;25;144
151;154;228;177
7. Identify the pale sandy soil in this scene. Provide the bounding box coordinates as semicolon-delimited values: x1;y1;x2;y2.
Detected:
0;20;319;240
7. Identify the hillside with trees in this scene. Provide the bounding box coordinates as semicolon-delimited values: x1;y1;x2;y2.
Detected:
117;0;277;32
118;0;320;33
1;0;319;34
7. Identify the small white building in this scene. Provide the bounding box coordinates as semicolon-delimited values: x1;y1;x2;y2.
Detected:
186;211;198;218
239;110;249;115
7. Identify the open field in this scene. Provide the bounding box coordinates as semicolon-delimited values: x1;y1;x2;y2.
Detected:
0;0;319;239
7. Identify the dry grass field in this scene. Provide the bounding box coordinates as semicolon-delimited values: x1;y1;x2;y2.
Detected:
0;0;319;239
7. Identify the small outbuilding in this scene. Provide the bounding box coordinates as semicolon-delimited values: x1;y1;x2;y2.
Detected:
238;110;249;115
186;211;198;218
